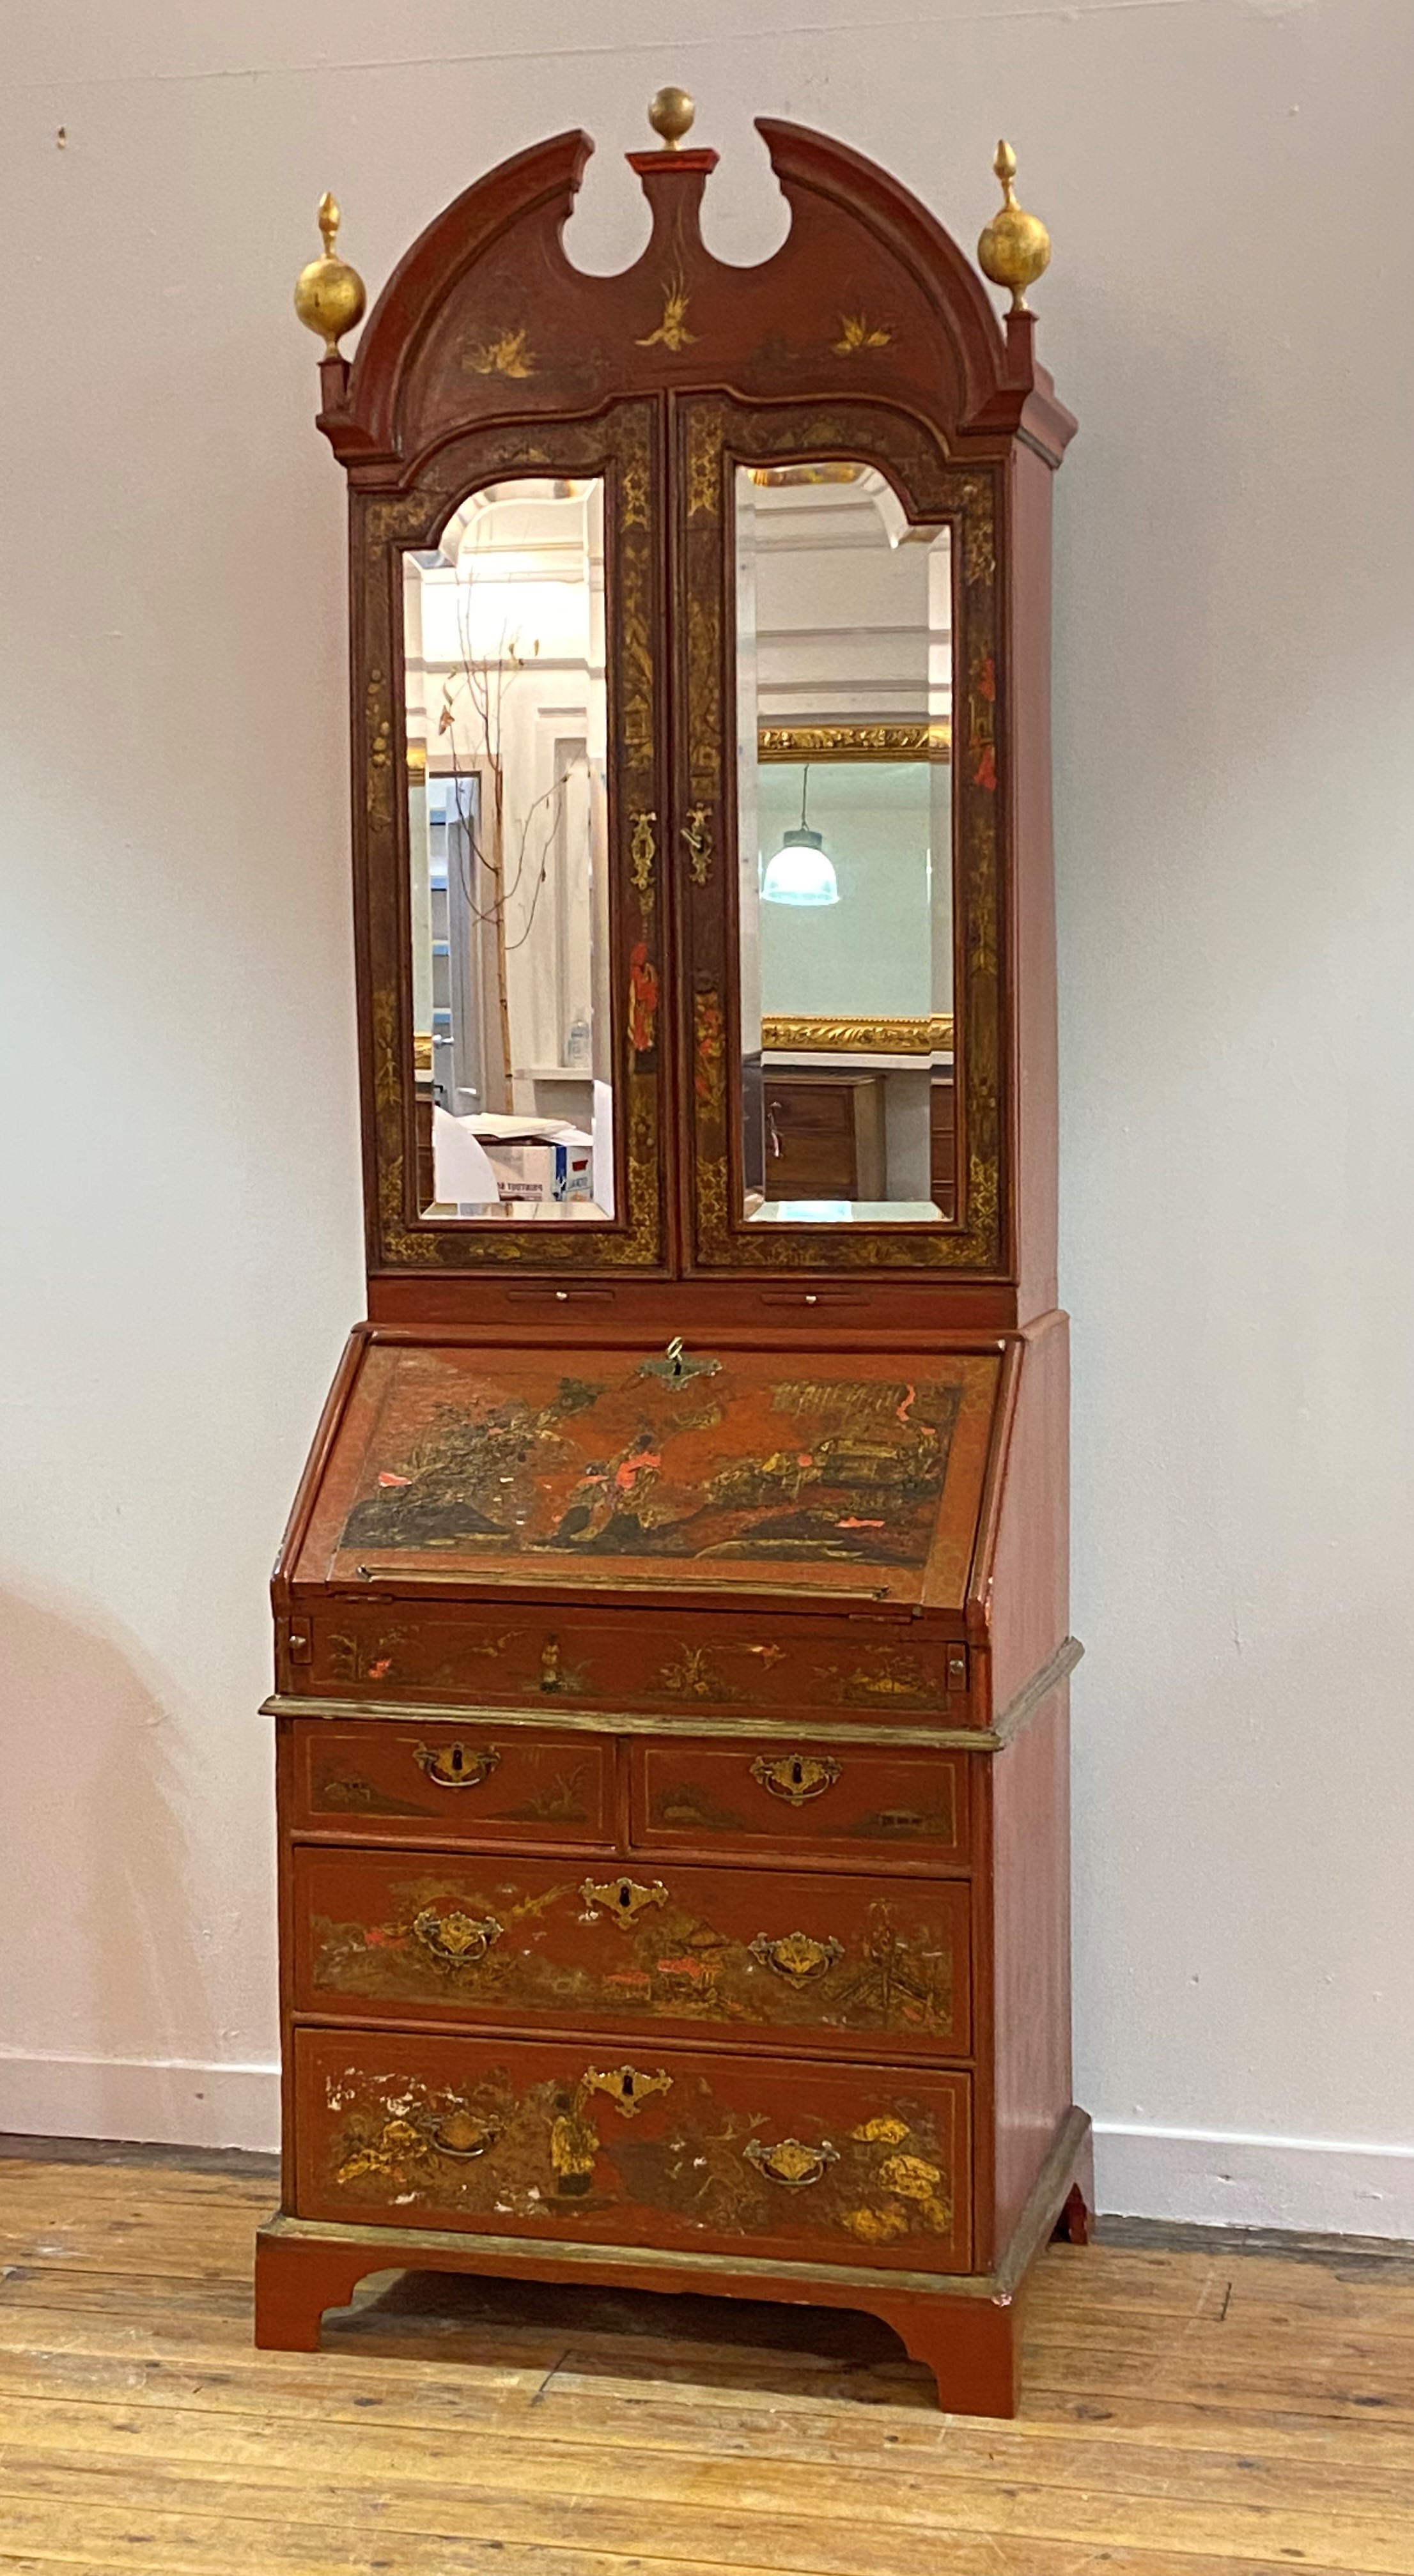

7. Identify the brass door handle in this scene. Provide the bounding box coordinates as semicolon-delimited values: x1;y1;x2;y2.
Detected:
414;1741;501;1791
424;2110;499;2161
582;2065;674;2118
681;804;712;886
411;1907;503;1968
749;1931;844;1985
750;1753;842;1808
630;809;656;896
744;2137;840;2189
580;1875;669;1929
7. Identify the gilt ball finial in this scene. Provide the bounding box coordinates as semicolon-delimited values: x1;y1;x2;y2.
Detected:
648;85;695;149
293;190;368;359
977;137;1052;314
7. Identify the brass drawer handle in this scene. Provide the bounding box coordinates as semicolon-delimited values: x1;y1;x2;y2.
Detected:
582;2065;673;2118
749;1931;844;1985
580;1874;669;1929
750;1753;842;1808
411;1907;503;1968
425;2110;499;2161
745;2137;840;2190
414;1741;501;1791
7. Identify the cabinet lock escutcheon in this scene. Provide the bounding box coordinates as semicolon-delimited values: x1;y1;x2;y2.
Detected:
750;1752;843;1807
414;1741;501;1791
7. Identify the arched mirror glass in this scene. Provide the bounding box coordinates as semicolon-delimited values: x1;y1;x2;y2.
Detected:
734;465;955;1225
402;475;614;1221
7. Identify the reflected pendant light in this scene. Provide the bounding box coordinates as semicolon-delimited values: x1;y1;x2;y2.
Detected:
761;763;839;906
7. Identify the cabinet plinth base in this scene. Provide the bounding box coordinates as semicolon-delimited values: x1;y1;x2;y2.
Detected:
255;2110;1089;2418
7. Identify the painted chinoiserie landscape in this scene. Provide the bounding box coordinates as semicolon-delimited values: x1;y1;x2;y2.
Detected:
296;1342;1000;1603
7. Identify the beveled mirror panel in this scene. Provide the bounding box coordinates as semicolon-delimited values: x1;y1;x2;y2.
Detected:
734;467;956;1224
403;475;614;1221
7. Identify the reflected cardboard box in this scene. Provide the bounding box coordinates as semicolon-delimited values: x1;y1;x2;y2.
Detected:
483;1133;593;1205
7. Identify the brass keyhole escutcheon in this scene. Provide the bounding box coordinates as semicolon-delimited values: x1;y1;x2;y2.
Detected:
410;1907;503;1970
750;1752;842;1808
749;1931;845;1985
744;2137;840;2189
414;1741;501;1791
582;2064;674;2119
580;1875;669;1929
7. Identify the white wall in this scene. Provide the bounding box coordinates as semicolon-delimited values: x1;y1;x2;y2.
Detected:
1;0;1411;2232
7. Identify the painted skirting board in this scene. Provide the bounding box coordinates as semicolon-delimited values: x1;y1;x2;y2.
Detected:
1095;2122;1414;2240
0;2055;280;2156
3;2057;1412;2239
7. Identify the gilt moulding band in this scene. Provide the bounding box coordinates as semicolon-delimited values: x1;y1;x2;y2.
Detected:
761;1013;955;1056
758;723;951;762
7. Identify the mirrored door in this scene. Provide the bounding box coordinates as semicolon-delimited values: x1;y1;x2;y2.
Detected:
354;401;667;1272
403;475;614;1221
675;399;1004;1276
736;464;954;1225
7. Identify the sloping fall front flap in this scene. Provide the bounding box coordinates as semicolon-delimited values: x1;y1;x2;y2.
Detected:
291;1339;1003;1611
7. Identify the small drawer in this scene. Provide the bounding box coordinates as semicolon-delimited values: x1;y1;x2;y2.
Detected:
287;1722;614;1849
295;2025;971;2274
632;1739;968;1867
293;1849;971;2055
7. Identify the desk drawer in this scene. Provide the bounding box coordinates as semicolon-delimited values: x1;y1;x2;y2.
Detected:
288;1721;614;1849
632;1739;968;1867
295;2026;971;2273
293;1849;970;2055
284;1606;970;1724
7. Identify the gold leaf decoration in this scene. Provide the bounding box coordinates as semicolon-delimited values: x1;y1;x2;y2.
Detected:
834;314;892;354
463;326;536;379
842;2203;912;2243
637;273;697;353
851;2114;911;2146
877;2153;944;2202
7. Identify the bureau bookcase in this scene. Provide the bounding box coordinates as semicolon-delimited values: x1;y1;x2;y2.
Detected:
259;90;1085;2415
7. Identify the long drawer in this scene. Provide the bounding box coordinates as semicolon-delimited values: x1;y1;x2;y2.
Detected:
289;1721;614;1849
283;1603;972;1725
294;2025;972;2273
631;1738;968;1867
293;1848;971;2055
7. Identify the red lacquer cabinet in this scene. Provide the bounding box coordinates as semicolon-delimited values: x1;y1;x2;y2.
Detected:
257;92;1086;2415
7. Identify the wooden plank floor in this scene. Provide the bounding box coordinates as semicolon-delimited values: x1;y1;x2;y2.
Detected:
1;2150;1413;2574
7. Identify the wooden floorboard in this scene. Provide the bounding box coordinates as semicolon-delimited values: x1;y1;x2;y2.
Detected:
0;2159;1411;2573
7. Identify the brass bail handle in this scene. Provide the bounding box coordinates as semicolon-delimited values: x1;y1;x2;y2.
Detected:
744;2137;841;2189
425;2111;499;2160
414;1741;501;1791
411;1907;503;1969
750;1931;845;1985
